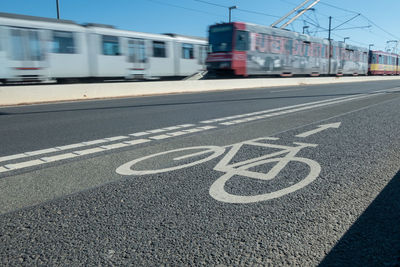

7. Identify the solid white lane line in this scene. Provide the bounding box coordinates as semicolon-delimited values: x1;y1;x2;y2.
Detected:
150;134;172;140
0;154;26;163
24;148;60;156
73;147;106;156
41;153;78;162
5;159;45;170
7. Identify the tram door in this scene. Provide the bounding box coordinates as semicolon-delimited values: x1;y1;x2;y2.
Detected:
127;38;147;79
8;27;47;81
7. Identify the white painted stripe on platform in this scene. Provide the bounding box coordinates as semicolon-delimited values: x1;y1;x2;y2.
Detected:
5;159;45;170
150;134;172;140
73;147;106;156
24;148;60;156
0;153;26;163
41;153;77;162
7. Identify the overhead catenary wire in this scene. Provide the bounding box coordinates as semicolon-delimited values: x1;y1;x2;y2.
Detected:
193;0;281;19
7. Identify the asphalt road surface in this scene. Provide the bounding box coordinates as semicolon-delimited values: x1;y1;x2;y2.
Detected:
1;80;400;266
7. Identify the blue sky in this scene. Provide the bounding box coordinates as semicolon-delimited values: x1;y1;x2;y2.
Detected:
2;0;399;52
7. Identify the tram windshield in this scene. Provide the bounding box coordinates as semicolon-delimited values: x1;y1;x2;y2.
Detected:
209;25;233;53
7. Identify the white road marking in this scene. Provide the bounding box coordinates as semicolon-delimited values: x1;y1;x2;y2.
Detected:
5;159;45;170
0;92;383;175
82;139;108;145
24;148;60;156
104;136;129;141
56;143;85;150
150;134;172;140
41;153;78;162
0;154;26;163
198;126;217;130
168;131;189;136
163;126;181;131
148;129;166;134
296;122;342;138
201;94;365;124
219;94;371;126
129;132;149;137
73;147;106;156
123;139;151;145
182;128;203;133
100;143;129;150
179;124;196;128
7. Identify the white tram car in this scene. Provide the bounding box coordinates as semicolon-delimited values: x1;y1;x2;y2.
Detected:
0;12;208;83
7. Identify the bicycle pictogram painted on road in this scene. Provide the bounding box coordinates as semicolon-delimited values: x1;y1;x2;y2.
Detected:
116;136;322;204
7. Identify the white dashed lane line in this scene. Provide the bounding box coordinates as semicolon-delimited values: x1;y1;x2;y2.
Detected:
0;93;383;174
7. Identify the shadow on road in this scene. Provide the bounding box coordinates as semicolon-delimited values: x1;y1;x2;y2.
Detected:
319;169;400;267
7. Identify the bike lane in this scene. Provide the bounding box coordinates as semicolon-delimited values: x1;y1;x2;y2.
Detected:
0;92;400;265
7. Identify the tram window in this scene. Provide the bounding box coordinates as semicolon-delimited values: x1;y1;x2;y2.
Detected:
198;45;207;64
28;31;42;61
10;29;25;60
102;35;120;56
235;30;249;51
182;43;194;59
153;41;166;58
53;31;75;54
127;39;146;63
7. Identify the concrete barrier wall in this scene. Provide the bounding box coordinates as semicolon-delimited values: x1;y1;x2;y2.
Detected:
1;76;400;106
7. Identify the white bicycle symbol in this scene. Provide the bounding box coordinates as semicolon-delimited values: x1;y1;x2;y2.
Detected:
116;137;321;204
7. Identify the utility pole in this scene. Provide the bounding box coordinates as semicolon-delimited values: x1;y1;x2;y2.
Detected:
56;0;60;19
368;44;374;50
328;16;332;75
303;26;309;34
228;6;237;23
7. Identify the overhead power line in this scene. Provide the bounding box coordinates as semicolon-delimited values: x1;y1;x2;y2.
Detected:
193;0;280;19
145;0;222;17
